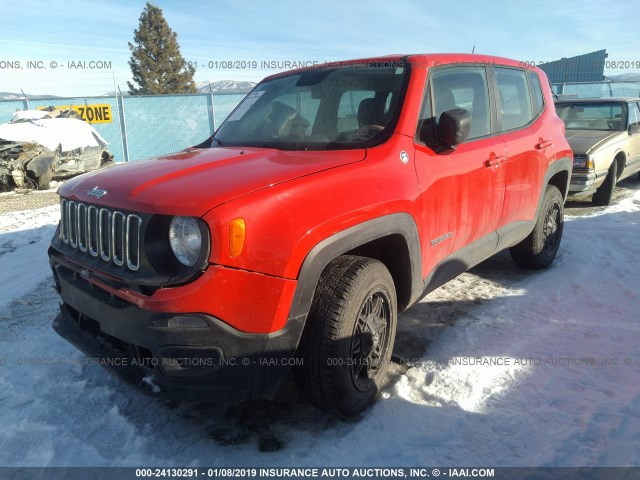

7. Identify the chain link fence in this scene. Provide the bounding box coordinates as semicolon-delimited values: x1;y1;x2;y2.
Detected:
2;81;640;163
0;93;245;163
553;81;640;98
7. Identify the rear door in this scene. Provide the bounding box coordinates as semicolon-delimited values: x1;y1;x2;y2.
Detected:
494;67;550;228
413;65;506;274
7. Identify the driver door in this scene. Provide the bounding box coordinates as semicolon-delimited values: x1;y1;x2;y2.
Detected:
413;65;506;275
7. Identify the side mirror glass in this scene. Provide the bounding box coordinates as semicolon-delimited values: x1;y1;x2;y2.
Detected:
629;124;640;135
437;108;471;148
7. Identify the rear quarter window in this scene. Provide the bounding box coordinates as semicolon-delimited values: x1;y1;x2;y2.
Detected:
528;71;545;115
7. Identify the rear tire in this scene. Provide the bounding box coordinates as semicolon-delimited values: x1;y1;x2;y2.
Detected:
592;160;617;206
295;256;397;416
510;185;564;269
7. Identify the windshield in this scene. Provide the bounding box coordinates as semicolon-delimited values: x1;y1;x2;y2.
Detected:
555;102;627;131
212;62;410;150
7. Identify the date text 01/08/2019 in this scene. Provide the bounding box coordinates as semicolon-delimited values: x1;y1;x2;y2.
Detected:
186;60;322;70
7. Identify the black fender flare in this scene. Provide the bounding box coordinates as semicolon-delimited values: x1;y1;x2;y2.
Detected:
287;212;423;324
539;156;572;205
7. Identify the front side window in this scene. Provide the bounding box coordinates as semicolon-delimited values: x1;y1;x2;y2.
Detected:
496;68;533;131
417;66;491;144
555;102;627;131
212;63;410;150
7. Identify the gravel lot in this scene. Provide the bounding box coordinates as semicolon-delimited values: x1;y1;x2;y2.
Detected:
0;185;60;214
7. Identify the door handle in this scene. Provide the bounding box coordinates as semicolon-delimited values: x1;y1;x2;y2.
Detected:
485;155;506;167
536;139;553;150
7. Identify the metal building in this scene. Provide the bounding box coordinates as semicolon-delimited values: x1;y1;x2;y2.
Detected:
538;50;607;83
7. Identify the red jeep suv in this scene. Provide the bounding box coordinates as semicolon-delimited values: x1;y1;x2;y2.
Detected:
49;54;572;415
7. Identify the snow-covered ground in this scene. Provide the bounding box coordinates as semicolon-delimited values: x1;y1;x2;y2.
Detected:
0;182;639;467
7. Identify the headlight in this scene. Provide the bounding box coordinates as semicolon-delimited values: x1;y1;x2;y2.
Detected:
169;216;202;266
573;155;595;169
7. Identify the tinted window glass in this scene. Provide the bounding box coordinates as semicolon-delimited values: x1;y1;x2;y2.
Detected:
496;68;533;131
429;66;491;140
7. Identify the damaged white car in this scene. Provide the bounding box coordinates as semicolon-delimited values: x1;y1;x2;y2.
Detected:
0;109;113;190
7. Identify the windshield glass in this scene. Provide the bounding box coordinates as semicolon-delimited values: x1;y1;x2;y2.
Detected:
212;62;410;150
555;102;626;131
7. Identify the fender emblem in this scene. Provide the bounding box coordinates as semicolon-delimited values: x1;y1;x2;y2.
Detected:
430;232;452;247
86;186;107;199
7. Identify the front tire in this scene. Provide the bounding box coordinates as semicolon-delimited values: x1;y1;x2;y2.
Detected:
295;256;397;416
510;185;564;269
592;160;617;206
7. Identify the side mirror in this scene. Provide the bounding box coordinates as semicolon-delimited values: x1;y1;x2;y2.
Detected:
437;108;471;149
629;124;640;135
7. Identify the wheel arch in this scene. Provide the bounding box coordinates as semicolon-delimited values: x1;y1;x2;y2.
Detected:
548;169;569;200
547;157;572;200
287;213;423;323
344;234;413;312
613;151;626;180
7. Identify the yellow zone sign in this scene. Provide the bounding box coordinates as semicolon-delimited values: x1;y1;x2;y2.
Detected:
37;104;113;124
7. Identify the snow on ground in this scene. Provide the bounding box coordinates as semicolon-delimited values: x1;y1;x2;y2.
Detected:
0;182;639;467
0;204;59;311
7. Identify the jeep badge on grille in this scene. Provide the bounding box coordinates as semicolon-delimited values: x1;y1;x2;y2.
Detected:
86;186;107;198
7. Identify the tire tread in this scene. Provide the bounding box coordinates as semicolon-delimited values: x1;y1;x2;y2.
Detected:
510;185;564;269
295;256;396;415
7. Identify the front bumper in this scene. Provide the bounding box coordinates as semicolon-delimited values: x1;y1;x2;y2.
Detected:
50;256;305;402
569;170;603;195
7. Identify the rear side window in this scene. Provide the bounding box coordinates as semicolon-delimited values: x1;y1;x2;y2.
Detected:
418;66;491;143
528;71;545;115
496;68;533;131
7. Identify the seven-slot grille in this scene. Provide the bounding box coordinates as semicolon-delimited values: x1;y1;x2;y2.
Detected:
59;199;142;271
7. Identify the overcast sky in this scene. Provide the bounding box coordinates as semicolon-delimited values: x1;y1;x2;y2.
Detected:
0;0;638;96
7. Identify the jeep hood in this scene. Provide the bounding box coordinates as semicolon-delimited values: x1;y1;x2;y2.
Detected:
565;130;626;156
58;147;365;215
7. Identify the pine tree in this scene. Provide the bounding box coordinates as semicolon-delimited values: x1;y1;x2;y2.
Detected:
127;2;196;95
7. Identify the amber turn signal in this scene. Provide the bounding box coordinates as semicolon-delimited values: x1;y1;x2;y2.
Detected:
229;218;246;257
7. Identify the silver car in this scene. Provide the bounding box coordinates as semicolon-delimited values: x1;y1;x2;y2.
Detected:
555;97;640;205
